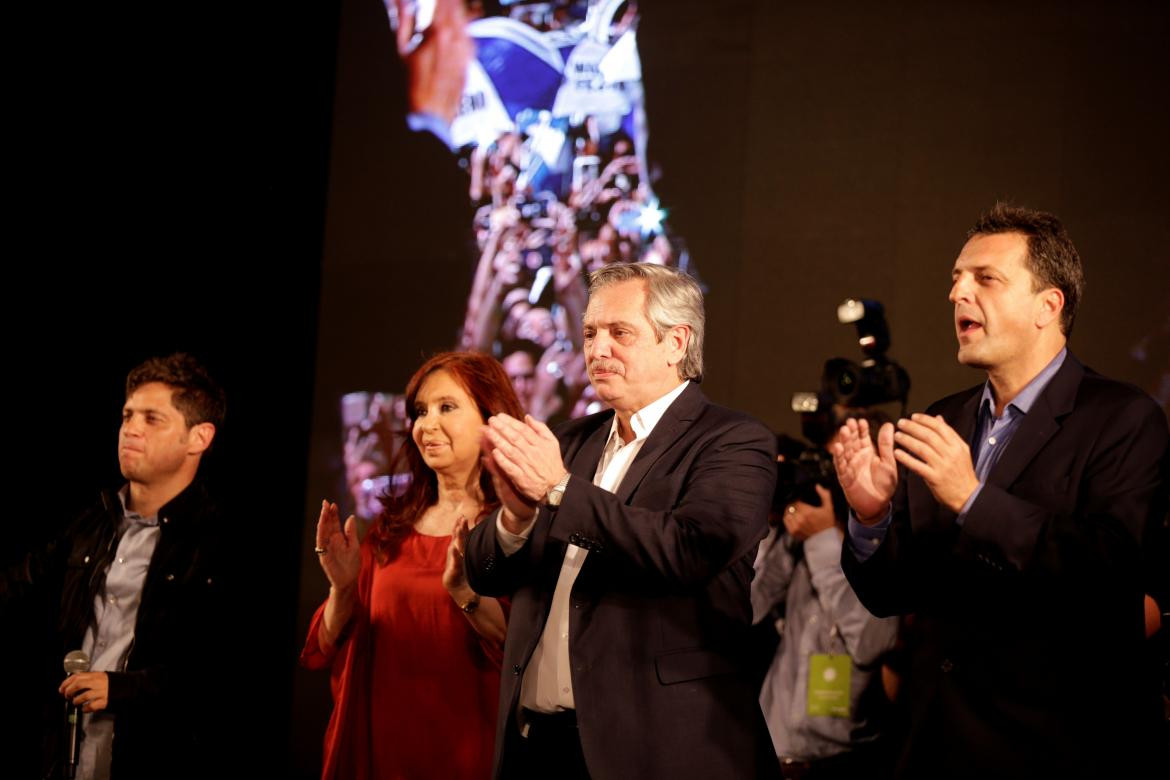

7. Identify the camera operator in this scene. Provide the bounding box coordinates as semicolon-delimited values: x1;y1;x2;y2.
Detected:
753;297;911;778
752;417;900;779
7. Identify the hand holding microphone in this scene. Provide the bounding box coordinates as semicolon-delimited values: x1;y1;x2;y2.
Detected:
61;650;91;778
61;652;109;713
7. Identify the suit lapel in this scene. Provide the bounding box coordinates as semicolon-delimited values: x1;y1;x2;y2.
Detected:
986;352;1083;490
616;384;704;504
568;418;612;481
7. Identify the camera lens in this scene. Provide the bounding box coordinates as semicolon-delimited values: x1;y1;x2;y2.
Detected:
836;368;857;396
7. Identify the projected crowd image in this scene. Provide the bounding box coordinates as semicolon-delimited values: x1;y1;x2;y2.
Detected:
344;0;694;520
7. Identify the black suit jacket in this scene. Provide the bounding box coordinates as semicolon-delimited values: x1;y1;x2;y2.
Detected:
466;383;781;779
843;353;1169;779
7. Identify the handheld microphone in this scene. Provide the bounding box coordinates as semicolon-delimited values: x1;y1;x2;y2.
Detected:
63;650;91;779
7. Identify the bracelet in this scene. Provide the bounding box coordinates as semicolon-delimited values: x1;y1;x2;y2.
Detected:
459;594;481;614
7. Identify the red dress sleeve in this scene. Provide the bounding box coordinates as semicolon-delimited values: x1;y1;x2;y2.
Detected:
299;542;377;780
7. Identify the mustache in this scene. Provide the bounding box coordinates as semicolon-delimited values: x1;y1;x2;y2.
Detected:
589;359;624;375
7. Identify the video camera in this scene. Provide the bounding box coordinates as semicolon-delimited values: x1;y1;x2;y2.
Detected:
774;298;910;518
772;434;836;514
790;298;910;447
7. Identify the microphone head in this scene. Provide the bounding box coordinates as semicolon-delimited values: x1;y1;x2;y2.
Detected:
63;650;91;675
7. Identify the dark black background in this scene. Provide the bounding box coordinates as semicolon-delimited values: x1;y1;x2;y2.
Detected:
6;2;336;774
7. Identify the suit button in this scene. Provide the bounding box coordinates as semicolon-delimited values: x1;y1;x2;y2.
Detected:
512;665;522;676
940;659;954;673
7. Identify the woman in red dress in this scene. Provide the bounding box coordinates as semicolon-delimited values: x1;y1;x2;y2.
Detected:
301;352;524;779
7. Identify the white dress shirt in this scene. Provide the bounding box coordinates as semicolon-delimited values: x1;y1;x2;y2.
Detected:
496;380;690;712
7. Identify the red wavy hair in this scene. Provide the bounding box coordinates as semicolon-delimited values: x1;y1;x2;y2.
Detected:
368;351;525;560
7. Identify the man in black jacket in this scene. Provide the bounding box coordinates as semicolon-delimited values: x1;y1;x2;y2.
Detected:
466;264;780;779
13;353;227;779
833;205;1168;778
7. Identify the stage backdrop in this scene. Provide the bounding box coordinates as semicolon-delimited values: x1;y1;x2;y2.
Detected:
291;0;1169;774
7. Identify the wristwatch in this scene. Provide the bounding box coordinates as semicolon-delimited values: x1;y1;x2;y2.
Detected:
460;595;480;614
545;473;571;507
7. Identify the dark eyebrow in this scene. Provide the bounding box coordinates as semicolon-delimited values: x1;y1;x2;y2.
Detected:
123;406;170;421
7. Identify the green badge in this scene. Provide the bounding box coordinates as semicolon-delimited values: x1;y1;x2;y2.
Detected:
807;654;851;718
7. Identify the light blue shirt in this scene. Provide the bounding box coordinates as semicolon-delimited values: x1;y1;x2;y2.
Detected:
847;349;1068;561
78;487;161;780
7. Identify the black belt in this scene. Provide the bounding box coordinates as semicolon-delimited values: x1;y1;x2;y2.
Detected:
522;708;578;735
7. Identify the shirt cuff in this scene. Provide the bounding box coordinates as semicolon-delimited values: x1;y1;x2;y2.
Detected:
496;508;538;556
847;510;891;563
406;111;455;151
955;482;983;526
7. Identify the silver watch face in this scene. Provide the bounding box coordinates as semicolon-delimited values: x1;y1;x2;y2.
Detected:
547;482;566;506
547;475;569;506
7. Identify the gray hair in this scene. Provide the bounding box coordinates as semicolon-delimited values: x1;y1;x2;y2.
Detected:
587;263;705;381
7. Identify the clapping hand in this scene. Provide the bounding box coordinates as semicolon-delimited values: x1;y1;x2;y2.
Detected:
891;414;979;513
442;514;475;593
483;415;567;501
831;417;898;525
480;415;565;534
315;500;360;592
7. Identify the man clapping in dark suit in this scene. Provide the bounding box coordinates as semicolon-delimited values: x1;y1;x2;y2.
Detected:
833;204;1168;779
466;263;780;779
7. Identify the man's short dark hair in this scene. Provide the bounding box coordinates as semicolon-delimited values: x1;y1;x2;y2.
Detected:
968;203;1085;336
125;353;226;429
